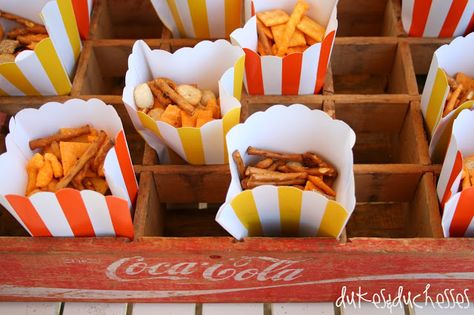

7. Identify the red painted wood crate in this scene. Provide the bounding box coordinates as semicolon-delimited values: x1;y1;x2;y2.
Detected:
0;0;473;302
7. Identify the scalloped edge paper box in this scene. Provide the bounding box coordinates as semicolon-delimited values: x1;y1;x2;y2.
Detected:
0;99;138;238
216;104;356;240
231;0;338;95
402;0;474;37
0;0;84;96
438;109;474;237
150;0;243;38
420;33;474;163
122;40;244;165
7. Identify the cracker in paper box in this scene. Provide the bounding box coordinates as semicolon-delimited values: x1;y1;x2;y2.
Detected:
122;40;245;165
215;105;356;240
0;99;137;238
401;0;474;37
437;109;474;237
420;33;474;163
0;0;83;96
231;0;338;95
150;0;243;39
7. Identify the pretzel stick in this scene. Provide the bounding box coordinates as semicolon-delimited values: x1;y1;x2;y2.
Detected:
29;125;91;150
246;178;306;189
0;11;37;28
92;136;113;172
443;84;463;117
247;146;303;162
308;175;336;197
303;152;330;167
148;81;172;107
232;150;246;180
155;78;195;115
462;168;471;190
7;25;47;38
245;166;281;176
250;172;307;182
257;20;273;55
286;163;336;176
55;131;106;191
255;158;273;169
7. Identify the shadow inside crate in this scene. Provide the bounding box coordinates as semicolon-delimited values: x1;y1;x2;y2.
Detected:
90;0;163;39
331;40;410;94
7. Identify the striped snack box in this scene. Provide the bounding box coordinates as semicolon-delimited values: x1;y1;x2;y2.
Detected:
150;0;243;38
216;105;356;240
0;0;85;96
122;40;244;165
420;33;474;163
231;0;338;95
72;0;94;39
438;109;474;237
402;0;474;37
0;99;137;238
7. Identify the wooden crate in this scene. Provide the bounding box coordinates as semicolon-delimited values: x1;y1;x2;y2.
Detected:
0;0;473;303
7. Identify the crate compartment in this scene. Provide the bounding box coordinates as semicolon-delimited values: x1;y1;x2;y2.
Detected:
347;172;442;238
337;0;401;36
331;40;413;94
334;98;430;164
90;0;163;39
408;39;452;94
137;147;440;238
74;42;162;96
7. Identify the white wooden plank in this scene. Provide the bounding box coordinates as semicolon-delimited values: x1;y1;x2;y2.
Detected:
132;303;195;315
413;304;474;315
202;303;263;315
0;302;61;315
273;303;335;315
342;302;405;315
62;303;127;315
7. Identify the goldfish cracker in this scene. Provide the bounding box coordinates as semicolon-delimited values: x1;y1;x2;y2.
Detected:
160;105;182;127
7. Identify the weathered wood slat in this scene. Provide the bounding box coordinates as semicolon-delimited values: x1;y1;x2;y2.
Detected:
62;303;127;315
202;303;263;315
0;302;61;315
132;303;195;315
273;303;335;315
342;302;405;314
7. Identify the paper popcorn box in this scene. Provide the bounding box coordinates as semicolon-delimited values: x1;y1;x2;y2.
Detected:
402;0;474;37
420;33;474;163
215;105;356;240
230;0;338;95
0;0;83;96
0;99;138;238
437;109;474;237
72;0;94;39
122;40;245;165
150;0;243;38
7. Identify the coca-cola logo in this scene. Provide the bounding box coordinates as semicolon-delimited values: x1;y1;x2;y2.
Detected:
106;256;305;282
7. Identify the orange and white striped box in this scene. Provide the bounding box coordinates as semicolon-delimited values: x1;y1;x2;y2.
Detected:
231;0;338;95
438;109;474;237
0;0;82;96
150;0;243;38
216;105;356;240
0;99;137;238
71;0;94;39
402;0;474;37
122;40;244;165
420;33;474;163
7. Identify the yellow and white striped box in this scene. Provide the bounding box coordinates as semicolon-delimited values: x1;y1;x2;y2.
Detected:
420;33;474;163
122;40;245;165
216;105;356;240
150;0;244;38
0;0;82;96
